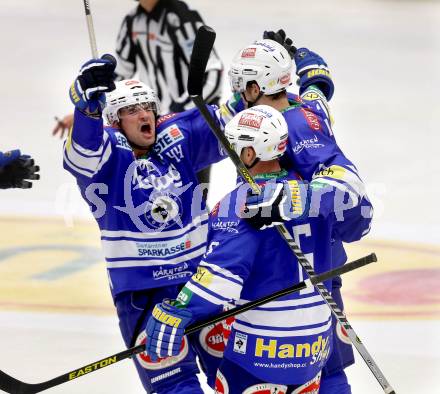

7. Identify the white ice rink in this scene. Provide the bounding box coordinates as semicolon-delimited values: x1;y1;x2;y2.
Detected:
0;0;439;393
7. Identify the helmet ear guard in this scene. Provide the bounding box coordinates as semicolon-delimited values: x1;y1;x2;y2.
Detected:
103;80;160;125
224;105;288;162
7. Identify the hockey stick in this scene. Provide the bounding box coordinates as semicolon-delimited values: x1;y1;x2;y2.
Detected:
187;25;396;394
0;254;374;394
82;0;98;58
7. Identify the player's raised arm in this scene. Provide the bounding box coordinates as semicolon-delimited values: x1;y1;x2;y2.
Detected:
63;55;116;180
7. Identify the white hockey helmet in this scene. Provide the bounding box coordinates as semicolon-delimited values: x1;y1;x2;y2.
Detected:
229;39;293;95
103;79;160;124
225;105;288;161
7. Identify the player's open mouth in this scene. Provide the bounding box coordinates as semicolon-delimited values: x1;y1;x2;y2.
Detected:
140;124;152;134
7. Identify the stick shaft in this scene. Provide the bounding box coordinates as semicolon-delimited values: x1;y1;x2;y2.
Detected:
82;0;98;58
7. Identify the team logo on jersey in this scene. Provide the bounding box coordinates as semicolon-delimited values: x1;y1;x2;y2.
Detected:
242;383;287;394
300;108;321;131
116;160;191;233
199;323;225;358
241;47;257;58
145;194;182;229
238;113;263;129
336;321;351;345
215;370;229;394
134;330;189;370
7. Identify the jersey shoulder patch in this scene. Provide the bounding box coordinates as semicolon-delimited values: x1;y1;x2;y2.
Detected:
154;123;185;154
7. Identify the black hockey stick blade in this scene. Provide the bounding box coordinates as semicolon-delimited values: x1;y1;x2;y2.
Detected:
187;25;216;97
0;346;144;394
0;254;375;394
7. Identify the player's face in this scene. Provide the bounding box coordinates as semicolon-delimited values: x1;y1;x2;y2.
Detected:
119;104;156;148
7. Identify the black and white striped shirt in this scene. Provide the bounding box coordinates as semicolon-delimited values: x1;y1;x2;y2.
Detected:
115;0;223;114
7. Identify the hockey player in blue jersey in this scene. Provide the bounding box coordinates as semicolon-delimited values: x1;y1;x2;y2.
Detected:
63;56;231;393
64;36;368;392
224;35;373;393
145;105;371;393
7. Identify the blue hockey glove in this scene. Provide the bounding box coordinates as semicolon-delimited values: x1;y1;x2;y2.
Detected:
69;54;116;115
0;150;40;189
145;299;193;361
294;48;334;100
263;29;297;59
244;180;310;230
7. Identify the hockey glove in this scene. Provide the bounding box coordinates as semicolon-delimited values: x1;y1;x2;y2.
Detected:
294;48;334;100
69;54;116;116
145;299;193;361
244;180;310;230
0;150;40;189
263;29;297;59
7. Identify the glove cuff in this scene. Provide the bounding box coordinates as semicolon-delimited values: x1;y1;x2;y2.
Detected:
298;72;334;101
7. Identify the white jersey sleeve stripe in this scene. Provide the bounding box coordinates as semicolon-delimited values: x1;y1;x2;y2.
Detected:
189;268;243;303
199;261;244;285
65;140;112;175
63;149;93;178
185;281;226;306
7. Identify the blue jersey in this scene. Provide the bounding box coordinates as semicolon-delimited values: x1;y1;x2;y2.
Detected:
280;89;372;238
223;88;372;246
175;170;369;384
63;108;227;297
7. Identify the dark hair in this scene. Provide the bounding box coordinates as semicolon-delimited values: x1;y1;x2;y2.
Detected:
246;81;287;100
